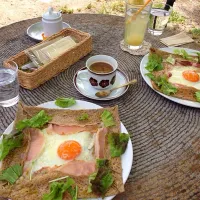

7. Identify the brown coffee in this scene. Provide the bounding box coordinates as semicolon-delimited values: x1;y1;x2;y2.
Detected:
89;62;113;74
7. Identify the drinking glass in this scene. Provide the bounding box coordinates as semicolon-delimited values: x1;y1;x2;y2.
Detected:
0;61;19;107
124;0;152;50
148;2;172;36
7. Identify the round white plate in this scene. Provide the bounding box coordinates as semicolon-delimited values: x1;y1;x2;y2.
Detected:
4;100;133;200
74;68;130;101
27;22;71;41
140;47;200;108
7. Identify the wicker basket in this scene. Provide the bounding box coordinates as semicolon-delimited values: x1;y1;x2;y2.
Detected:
3;28;92;90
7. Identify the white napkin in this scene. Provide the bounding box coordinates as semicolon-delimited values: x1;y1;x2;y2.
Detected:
160;32;194;47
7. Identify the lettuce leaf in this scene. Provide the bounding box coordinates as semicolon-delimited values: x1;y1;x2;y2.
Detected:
101;110;115;127
173;49;191;60
145;53;163;72
165;55;175;65
108;133;129;157
55;97;76;108
77;113;89;121
88;159;113;196
146;73;177;95
16;110;51;131
0;133;23;161
195;91;200;102
196;52;200;63
0;164;22;184
42;177;77;200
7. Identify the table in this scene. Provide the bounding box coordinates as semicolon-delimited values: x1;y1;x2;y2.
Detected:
0;14;200;200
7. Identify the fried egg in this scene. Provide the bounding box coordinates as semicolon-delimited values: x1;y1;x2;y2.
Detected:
168;66;200;89
32;130;95;173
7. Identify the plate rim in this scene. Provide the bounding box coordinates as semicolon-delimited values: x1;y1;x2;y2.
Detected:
3;100;133;200
140;47;200;108
73;67;130;101
27;21;71;41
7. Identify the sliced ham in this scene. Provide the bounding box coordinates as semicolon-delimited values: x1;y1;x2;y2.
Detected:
46;124;98;135
26;128;45;162
95;127;107;159
176;60;200;68
56;160;96;176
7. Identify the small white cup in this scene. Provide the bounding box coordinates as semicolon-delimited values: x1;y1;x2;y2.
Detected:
77;55;118;90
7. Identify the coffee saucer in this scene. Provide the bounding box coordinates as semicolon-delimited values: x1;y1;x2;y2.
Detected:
73;67;129;101
27;22;71;41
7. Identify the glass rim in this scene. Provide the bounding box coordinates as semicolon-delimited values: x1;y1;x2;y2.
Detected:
125;0;152;7
7;61;18;72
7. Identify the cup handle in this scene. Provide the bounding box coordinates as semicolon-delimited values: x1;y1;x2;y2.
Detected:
77;69;88;81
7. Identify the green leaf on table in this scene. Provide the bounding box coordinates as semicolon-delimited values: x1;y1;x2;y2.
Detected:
195;91;200;102
77;113;89;121
88;159;113;196
42;177;77;200
0;133;23;161
55;97;76;108
145;53;163;72
165;55;176;65
16;110;51;132
146;73;177;95
101;110;115;127
108;133;129;157
0;164;22;184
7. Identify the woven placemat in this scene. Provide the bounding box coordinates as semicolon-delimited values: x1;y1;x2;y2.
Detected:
0;14;200;200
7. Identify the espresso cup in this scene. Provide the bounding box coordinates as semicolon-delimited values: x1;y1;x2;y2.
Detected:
77;55;118;90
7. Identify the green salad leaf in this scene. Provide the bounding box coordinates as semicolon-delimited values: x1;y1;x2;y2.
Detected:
108;133;129;157
145;53;163;72
88;159;113;196
195;91;200;102
0;164;22;184
0;133;23;161
196;52;200;63
77;113;89;121
16;110;51;132
55;97;76;108
101;110;115;127
173;49;191;60
42;177;77;200
165;55;176;65
146;73;178;95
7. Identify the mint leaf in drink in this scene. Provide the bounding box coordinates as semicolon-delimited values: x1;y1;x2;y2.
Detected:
16;110;51;131
0;133;23;161
0;164;22;184
195;91;200;102
55;97;76;108
101;110;115;127
145;54;163;72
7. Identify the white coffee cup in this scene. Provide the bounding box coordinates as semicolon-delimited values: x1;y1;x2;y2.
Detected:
77;55;118;90
42;7;63;37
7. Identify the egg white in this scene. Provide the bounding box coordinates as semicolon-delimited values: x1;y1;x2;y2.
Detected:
168;66;200;90
32;130;95;173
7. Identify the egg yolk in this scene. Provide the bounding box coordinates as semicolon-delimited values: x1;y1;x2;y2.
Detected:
182;70;199;82
57;140;82;160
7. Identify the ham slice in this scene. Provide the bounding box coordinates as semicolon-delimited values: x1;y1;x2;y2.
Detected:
26;129;45;162
176;60;200;68
46;124;98;135
95;127;107;159
56;160;96;176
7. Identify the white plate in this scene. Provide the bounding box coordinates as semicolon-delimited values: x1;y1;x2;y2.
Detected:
3;100;133;200
27;22;71;41
140;47;200;108
74;68;130;101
